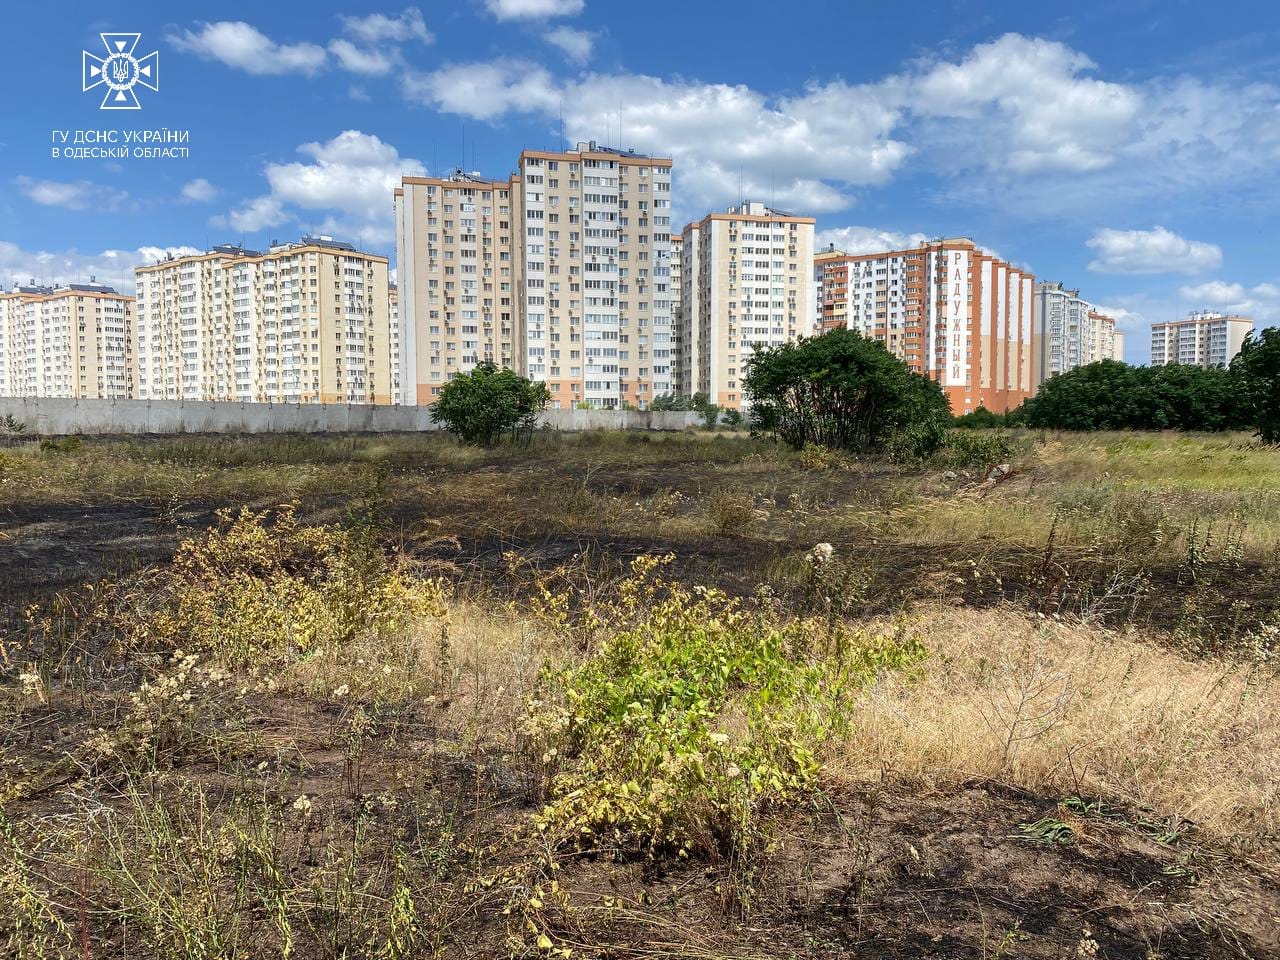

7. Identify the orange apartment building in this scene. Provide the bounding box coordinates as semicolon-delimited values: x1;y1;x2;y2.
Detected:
815;238;1035;413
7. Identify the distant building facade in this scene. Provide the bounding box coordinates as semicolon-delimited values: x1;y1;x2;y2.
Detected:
134;237;391;404
394;142;675;409
1150;311;1253;368
0;281;133;399
814;238;1035;414
679;202;815;410
1033;281;1123;380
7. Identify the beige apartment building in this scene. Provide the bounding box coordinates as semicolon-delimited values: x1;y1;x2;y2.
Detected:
1034;281;1123;380
1151;311;1253;368
679;202;815;410
393;171;518;406
394;142;675;409
388;282;400;403
815;238;1035;414
516;143;675;410
134;237;391;404
0;282;133;398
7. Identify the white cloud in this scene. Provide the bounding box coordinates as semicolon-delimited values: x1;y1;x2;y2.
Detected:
227;131;425;246
339;8;432;44
404;32;1280;219
328;38;397;75
905;34;1142;175
181;178;218;203
544;26;595;64
1087;226;1222;275
0;241;201;294
168;21;327;76
484;0;584;20
15;177;127;211
815;225;930;255
404;65;905;215
402;60;560;121
227;196;287;233
1178;281;1280;325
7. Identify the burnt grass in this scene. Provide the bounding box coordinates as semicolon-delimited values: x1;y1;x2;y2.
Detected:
2;431;1280;958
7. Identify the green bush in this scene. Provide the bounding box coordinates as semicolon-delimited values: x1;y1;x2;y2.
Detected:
744;328;951;455
935;430;1017;470
430;362;550;446
524;558;924;866
953;406;1008;429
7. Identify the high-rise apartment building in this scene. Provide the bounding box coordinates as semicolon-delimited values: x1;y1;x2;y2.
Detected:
0;282;133;398
815;238;1035;413
678;202;815;410
1151;311;1253;368
134;237;391;404
515;143;675;409
388;282;401;403
393;171;518;406
1034;281;1123;380
813;244;846;334
394;143;675;409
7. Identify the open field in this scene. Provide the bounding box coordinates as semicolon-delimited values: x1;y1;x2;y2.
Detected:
1;429;1278;959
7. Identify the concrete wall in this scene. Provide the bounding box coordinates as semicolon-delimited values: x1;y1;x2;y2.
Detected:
0;397;703;436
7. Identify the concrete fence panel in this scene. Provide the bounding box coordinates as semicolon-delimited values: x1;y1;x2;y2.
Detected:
0;397;703;436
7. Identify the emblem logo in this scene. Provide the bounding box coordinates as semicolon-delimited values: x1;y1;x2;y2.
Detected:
83;33;159;110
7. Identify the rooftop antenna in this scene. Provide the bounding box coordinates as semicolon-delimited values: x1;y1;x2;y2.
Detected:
605;113;610;149
618;101;623;149
559;99;565;150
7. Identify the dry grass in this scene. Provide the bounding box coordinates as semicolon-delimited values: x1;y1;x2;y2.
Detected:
834;605;1280;847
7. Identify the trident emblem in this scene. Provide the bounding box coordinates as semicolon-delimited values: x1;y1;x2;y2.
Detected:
83;33;159;110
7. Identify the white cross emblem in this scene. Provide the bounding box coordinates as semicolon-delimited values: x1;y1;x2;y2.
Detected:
83;33;159;110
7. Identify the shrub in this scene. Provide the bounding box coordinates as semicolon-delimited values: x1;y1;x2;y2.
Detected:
704;487;758;537
430;362;550;446
935;430;1017;470
524;557;924;868
953;406;1007;429
39;436;82;453
76;505;446;666
743;328;951;455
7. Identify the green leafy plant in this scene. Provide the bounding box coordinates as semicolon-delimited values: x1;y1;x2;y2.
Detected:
524;556;925;872
430;362;550;446
743;328;951;455
1231;327;1280;443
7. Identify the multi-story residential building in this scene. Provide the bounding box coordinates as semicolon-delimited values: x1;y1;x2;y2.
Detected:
670;233;688;397
393;171;518;406
814;248;844;335
814;238;1035;413
1151;311;1253;368
515;143;675;410
0;281;133;398
388;282;401;403
677;201;815;410
134;237;391;404
395;144;675;410
1034;281;1123;380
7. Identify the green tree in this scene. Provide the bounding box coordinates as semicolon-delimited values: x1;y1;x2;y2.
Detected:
1232;327;1280;443
1016;360;1245;432
743;328;951;453
430;362;550;446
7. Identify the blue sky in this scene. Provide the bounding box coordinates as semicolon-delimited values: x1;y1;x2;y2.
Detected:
2;0;1278;362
